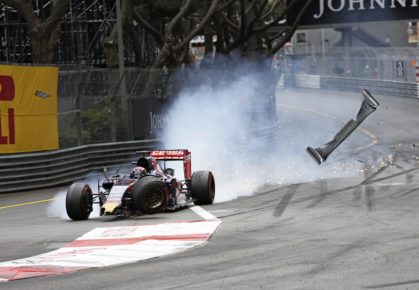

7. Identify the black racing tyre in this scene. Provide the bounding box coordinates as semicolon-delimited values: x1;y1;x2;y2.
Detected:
190;171;215;205
133;176;168;214
66;183;93;220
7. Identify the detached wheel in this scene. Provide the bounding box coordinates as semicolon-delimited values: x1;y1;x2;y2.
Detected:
191;171;215;205
133;176;168;214
66;183;93;220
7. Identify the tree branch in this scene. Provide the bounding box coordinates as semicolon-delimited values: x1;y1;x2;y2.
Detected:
245;0;258;16
166;0;194;33
133;6;164;45
221;11;239;30
252;0;299;32
259;0;280;21
0;0;38;26
246;0;269;31
238;0;247;41
271;0;313;53
225;0;268;52
173;0;222;52
215;0;237;14
42;0;70;34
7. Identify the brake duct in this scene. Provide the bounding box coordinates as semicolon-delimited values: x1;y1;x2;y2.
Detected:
306;89;379;165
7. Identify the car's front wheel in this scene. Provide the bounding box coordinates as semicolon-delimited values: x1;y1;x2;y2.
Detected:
66;183;93;220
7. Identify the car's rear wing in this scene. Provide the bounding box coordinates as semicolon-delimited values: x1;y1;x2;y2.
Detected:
150;150;191;160
136;149;192;179
137;149;191;160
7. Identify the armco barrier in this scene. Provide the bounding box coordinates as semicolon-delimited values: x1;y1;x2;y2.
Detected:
321;76;418;98
0;120;281;194
0;140;161;193
282;74;419;99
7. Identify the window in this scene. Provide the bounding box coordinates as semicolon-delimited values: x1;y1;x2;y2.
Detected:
296;32;306;43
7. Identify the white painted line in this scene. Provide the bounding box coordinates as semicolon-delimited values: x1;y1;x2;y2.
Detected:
190;206;219;221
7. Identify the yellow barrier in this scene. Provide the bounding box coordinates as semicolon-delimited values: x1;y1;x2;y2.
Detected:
0;65;59;153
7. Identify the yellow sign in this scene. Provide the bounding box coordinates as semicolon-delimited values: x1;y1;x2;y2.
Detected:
0;64;59;154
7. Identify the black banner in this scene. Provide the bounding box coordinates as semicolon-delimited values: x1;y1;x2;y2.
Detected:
132;98;170;140
288;0;419;26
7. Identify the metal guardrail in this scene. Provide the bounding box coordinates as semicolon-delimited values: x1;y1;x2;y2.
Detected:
281;74;419;99
0;140;161;193
295;75;321;89
0;119;281;194
321;76;418;98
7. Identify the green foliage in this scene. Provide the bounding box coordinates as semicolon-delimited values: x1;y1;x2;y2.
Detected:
59;128;79;149
81;99;122;144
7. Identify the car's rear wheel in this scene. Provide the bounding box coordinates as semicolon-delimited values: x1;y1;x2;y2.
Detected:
133;176;168;214
66;183;93;220
190;171;215;205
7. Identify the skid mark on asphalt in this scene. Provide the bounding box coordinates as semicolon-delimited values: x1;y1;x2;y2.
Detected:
365;184;375;210
217;185;358;219
273;184;299;217
363;149;419;187
306;180;328;209
366;166;419;185
390;186;419;199
361;165;391;185
364;279;419;289
304;241;365;276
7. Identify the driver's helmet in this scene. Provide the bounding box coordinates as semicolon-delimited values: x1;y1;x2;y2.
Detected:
131;166;146;179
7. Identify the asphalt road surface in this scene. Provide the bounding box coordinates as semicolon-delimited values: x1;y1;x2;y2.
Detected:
1;89;419;289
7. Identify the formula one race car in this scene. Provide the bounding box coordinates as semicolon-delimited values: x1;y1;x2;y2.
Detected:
65;149;215;220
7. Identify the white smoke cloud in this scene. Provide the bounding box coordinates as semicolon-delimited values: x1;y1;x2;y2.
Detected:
162;59;364;203
46;190;70;220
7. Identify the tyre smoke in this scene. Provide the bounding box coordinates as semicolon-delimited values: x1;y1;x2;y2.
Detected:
162;59;366;202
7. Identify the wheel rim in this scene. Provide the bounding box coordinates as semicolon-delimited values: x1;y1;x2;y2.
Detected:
208;175;215;201
145;189;165;209
81;185;93;215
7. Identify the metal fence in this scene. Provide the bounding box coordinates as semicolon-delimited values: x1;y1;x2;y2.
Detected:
57;67;278;149
277;46;419;83
58;67;184;148
279;74;419;99
60;48;419;149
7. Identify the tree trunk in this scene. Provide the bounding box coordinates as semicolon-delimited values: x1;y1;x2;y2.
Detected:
31;34;53;64
30;24;61;64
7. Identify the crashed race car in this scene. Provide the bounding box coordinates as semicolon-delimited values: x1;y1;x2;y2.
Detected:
65;149;215;220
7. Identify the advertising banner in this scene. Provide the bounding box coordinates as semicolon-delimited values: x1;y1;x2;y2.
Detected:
287;0;419;27
0;64;59;154
132;98;170;140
